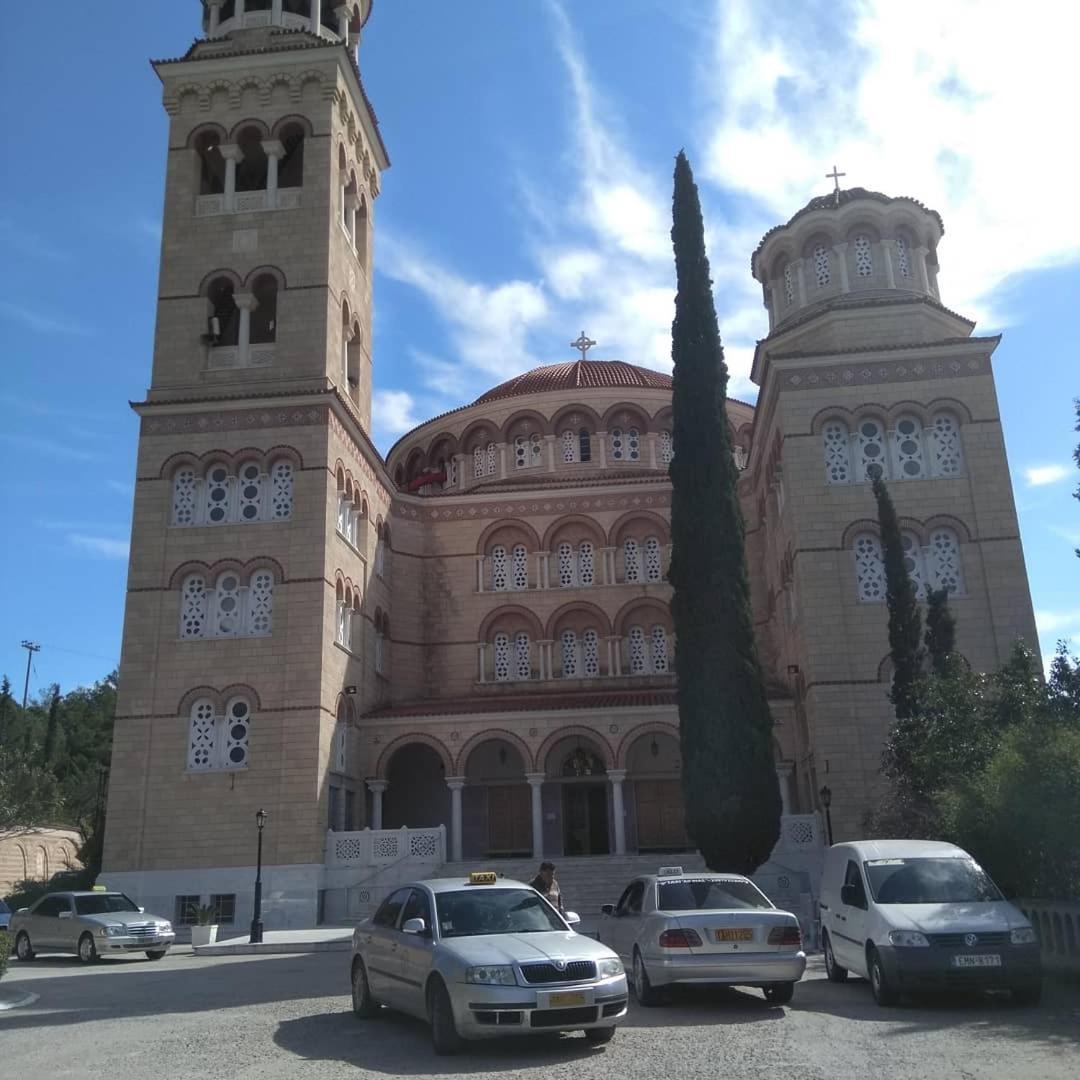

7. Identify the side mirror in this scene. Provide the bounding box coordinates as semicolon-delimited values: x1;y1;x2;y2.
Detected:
138;907;145;914
401;917;427;935
58;911;73;919
564;911;581;926
840;883;862;908
17;907;29;914
600;904;615;917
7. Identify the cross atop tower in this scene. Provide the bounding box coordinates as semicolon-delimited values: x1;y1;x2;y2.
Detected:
826;164;846;204
571;331;596;360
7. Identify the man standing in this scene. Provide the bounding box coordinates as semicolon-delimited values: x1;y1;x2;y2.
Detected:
529;861;564;912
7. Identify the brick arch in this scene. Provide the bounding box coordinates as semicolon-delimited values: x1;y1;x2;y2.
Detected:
545;600;613;640
608;509;670;548
885;400;932;426
185;121;228;149
375;732;454;780
602;401;653;433
478;604;544;642
549;403;603;435
768;245;798;281
198;268;243;296
177;685;223;716
158;451;203;479
265;445;303;469
809;406;856;435
926;397;974;424
537;726;615;773
229;116;271;142
616;722;680;769
460;419;500;453
455;728;535;775
542;514;607;552
651;405;673;428
476;517;542;555
502;408;551;441
243;264;288;291
425;430;461;461
801;227;842;260
924;514;973;543
169;560;213;589
843;219;884;244
613;597;672;636
840;518;881;549
220;683;263;711
335;693;358;727
271;112;314;139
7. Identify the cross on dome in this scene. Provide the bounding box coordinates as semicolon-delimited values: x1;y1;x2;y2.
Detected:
826;164;847;206
571;331;596;360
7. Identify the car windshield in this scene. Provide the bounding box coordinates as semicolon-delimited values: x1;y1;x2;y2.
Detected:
657;878;774;911
434;888;567;938
864;858;1003;904
74;894;140;916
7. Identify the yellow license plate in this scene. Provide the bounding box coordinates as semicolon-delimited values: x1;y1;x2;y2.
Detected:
716;928;754;942
547;992;587;1007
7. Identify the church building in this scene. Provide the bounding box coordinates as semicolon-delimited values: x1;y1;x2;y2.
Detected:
101;1;1038;929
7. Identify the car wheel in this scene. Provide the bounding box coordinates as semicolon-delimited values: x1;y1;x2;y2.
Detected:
763;982;795;1005
78;933;99;965
1012;981;1043;1007
584;1026;616;1046
351;957;379;1018
868;948;898;1007
632;950;661;1006
15;932;35;962
145;950;168;961
429;979;464;1056
823;931;848;983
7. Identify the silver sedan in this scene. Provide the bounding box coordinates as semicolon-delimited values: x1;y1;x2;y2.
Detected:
349;873;628;1054
598;869;807;1004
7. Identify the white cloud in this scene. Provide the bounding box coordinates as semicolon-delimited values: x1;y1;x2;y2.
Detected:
1024;464;1070;487
68;534;130;560
1034;610;1080;635
372;389;424;443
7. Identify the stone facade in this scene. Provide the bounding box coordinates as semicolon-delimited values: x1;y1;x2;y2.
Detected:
0;827;81;895
101;7;1037;929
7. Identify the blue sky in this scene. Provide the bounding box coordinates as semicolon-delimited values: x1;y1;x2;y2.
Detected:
1;0;1077;696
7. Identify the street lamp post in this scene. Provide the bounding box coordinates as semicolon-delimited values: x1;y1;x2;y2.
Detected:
819;785;834;847
249;808;268;944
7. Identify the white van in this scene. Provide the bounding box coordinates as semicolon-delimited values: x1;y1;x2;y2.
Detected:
819;840;1041;1006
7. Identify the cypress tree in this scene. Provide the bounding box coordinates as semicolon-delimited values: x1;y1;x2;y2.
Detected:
872;476;923;718
42;684;62;768
924;588;956;676
0;675;11;746
669;151;781;873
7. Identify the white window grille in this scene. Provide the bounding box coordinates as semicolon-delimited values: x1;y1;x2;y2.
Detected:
813;244;831;286
854;533;886;602
557;542;576;587
172;468;198;526
928;528;964;595
823;421;851;484
562;430;577;463
628;626;647;674
180;574;207;639
610;428;624;460
213;572;243;637
490;545;508;591
511;544;528;590
659;430;674;465
270;461;293;519
896;235;910;277
582;629;600;676
855;419;888;482
336;600;348;646
514;434;542;468
446;458;457;488
473;446;484;478
650;625;669;673
205;465;231;524
173;459;293;527
854;235;873;277
486;442;497;475
188;700;216;770
236;462;263;522
901;531;928;599
892;416;926;479
222;697;251;769
248;570;274;635
783;264;794;304
579;541;595;586
561;629;578;678
930;413;964;477
644;537;663;583
579;429;591;462
334;723;347;774
188;697;251;771
624;538;642;583
336;494;349;536
626;428;640;461
493;632;511;681
374;629;385;674
514;632;531;680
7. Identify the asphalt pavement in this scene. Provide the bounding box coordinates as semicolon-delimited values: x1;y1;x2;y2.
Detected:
1;948;1078;1079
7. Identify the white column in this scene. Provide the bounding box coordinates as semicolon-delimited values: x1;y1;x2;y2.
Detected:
236;0;246;20
477;642;487;683
538;551;550;590
207;0;222;34
609;769;627;854
476;555;485;592
597;432;608;467
526;773;545;858
367;779;387;830
264;140;284;207
882;241;896;289
915;246;931;293
345;193;358;249
794;258;807;305
234;292;255;367
498;444;507;479
777;767;793;815
311;0;323;36
335;3;350;39
545;434;557;472
648;433;657;468
834;242;850;293
447;777;465;862
271;0;283;25
220;144;242;212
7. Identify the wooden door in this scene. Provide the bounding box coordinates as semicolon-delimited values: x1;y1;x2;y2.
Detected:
562;784;610;855
487;785;531;855
635;780;689;851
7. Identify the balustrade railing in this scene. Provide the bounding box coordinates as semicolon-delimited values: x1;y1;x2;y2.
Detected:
195;191;302;218
1018;899;1080;974
326;825;446;868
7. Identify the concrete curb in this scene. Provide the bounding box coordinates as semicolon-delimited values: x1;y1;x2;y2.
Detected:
195;938;350;957
0;990;39;1013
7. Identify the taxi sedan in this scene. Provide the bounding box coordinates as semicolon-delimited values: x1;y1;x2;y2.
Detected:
599;868;806;1005
349;873;628;1054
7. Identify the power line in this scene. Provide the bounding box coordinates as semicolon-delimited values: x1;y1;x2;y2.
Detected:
20;640;41;713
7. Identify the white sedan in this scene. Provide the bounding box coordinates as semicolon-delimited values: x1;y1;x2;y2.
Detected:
598;868;807;1004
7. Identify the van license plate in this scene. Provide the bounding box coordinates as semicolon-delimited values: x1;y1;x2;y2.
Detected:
546;992;587;1007
953;954;1001;968
716;928;754;942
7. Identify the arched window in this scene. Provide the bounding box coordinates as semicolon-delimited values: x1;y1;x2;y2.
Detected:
249;274;278;344
177;457;292;528
560;629;578;677
557;542;577;587
650;625;669;673
493;632;511;681
514;632;532;680
207;277;240;347
854;234;873;277
335;584;348;647
513;433;542;469
486;442;497;475
579;429;592;462
213;571;243;637
277;122;305;188
333;712;347;774
823;420;851;485
270;460;293;519
205;463;231;524
235;126;268;192
172;467;198;525
356;194;369;264
930;412;964;477
644;537;663;583
628;626;648;674
579;541;595;586
473;445;484;478
187;696;252;771
180;573;207;638
490;545;508;591
853;533;885;602
375;614;387;675
561;429;577;463
223;697;251;769
237;460;263;521
927;528;964;595
854;418;888;482
624;538;642;583
610;427;641;462
813;244;831;287
582;628;600;676
195;130;225;196
659;429;674;465
895;235;911;277
891;415;926;479
249;570;274;635
783;263;794;304
901;531;927;598
511;544;528;590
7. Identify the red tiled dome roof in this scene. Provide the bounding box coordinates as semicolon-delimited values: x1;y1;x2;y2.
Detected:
475;360;672;404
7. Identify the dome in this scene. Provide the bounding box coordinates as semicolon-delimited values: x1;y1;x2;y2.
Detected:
475;360;672;404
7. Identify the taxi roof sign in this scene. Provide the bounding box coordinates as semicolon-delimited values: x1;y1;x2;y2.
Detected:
91;884;108;892
658;866;684;876
468;871;498;885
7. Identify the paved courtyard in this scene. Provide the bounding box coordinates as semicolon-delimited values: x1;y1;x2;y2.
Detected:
1;949;1078;1079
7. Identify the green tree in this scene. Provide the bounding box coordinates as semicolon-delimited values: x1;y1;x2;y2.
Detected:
924;588;956;676
668;151;781;873
1073;398;1079;557
0;675;12;746
41;683;61;767
872;476;923;719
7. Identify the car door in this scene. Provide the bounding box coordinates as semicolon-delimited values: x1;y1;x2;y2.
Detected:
610;879;646;962
832;860;871;974
396;888;435;1020
30;895;64;949
363;889;411;1006
55;895;79;951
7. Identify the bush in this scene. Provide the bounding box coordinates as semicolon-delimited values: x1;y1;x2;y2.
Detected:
0;930;10;981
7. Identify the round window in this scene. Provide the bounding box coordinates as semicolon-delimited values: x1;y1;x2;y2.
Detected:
232;701;248;719
861;422;879;438
212;467;228;483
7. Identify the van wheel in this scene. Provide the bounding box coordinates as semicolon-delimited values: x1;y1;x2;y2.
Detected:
763;982;794;1005
823;931;848;983
429;979;464;1055
868;948;897;1006
1012;981;1042;1007
78;933;99;965
145;950;168;961
584;1026;616;1045
15;932;35;962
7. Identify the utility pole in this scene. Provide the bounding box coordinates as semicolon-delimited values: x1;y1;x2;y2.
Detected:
20;640;41;714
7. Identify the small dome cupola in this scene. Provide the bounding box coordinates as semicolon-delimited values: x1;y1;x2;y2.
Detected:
201;0;371;47
751;185;946;333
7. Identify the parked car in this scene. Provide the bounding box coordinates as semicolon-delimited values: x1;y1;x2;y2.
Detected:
598;867;807;1005
349;871;628;1054
819;839;1042;1006
10;888;175;964
0;898;11;931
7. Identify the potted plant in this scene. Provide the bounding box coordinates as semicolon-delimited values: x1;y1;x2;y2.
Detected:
190;905;218;947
